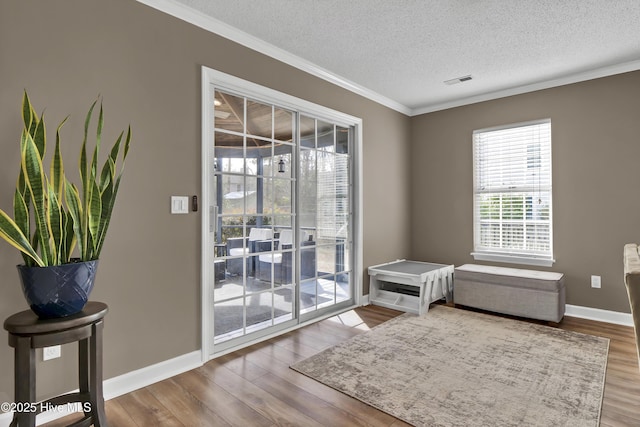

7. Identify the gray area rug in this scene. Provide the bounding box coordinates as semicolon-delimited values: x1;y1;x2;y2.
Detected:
291;305;609;427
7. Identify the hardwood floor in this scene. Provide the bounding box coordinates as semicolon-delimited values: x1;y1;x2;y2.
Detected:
560;315;640;427
44;304;640;426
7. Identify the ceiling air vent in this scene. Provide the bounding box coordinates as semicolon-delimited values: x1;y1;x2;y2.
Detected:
444;75;473;85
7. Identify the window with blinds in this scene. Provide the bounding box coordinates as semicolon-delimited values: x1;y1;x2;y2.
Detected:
472;119;553;266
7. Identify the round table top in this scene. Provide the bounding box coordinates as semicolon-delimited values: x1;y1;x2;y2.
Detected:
3;301;108;335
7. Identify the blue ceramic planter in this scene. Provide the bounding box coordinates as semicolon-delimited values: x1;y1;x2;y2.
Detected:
17;260;99;318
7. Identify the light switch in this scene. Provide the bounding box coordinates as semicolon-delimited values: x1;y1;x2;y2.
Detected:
171;196;189;214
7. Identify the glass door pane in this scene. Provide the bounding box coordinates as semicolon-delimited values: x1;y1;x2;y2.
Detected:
211;91;296;351
299;117;353;317
299;146;318;312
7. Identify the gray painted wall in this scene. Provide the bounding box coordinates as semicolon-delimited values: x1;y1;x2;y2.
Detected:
410;71;640;314
0;0;411;400
1;0;636;408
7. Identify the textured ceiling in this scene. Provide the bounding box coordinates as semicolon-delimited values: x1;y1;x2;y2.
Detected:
163;0;640;114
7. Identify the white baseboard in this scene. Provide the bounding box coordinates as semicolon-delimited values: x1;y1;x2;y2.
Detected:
565;304;633;327
0;350;202;427
102;350;202;400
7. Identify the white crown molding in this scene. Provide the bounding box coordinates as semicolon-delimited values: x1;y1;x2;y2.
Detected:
135;0;412;116
411;59;640;116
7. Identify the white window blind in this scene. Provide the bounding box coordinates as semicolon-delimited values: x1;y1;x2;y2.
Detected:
472;119;553;266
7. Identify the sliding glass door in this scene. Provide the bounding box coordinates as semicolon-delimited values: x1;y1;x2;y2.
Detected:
202;67;360;356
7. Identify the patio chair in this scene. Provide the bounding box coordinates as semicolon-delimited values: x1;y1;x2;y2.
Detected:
256;230;316;283
226;227;273;276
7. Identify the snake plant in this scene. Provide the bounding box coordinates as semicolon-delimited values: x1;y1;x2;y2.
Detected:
0;92;130;267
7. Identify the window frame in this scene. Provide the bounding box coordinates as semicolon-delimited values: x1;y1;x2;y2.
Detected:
471;119;554;267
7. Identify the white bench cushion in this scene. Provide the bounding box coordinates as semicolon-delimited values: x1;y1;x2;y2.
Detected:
455;264;564;292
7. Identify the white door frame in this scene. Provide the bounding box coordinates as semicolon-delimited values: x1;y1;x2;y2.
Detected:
200;66;363;362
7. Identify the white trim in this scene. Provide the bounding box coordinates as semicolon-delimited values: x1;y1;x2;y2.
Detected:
200;69;212;364
202;67;363;126
135;0;410;116
0;351;202;427
102;350;202;399
413;59;640;115
565;304;633;327
354;123;364;307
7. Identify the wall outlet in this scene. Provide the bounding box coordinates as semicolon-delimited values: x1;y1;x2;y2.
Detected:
43;345;61;361
591;275;601;289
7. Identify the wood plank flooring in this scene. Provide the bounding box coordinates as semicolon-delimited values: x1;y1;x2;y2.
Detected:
44;304;640;426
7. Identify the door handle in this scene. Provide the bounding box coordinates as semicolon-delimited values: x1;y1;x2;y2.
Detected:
210;206;217;233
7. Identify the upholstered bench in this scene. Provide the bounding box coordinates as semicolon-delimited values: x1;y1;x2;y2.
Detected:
454;264;565;322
